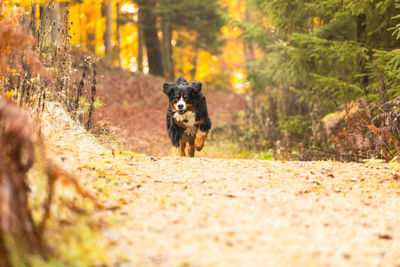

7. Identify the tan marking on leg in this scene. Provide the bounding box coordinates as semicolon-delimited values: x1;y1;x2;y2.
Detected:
188;144;195;157
187;135;195;157
179;137;187;157
195;128;207;151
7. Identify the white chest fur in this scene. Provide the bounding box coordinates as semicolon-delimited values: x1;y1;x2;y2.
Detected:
173;111;197;136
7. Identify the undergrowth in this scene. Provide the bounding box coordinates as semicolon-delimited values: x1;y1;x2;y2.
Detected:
0;3;108;266
211;96;400;162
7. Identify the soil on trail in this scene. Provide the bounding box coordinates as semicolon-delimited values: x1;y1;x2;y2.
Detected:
90;60;245;156
43;102;400;267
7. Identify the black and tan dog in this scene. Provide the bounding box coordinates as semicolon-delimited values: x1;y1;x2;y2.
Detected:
163;77;211;157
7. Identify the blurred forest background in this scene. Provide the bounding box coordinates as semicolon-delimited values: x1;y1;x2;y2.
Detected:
3;0;400;162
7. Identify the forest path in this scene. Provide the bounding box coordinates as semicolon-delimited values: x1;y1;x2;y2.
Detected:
43;102;400;267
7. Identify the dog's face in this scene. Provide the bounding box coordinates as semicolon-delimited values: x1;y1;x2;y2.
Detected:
163;80;202;115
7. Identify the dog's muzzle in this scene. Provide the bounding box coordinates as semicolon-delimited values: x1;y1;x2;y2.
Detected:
176;97;187;114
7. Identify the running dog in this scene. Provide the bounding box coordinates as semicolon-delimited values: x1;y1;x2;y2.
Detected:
163;77;211;157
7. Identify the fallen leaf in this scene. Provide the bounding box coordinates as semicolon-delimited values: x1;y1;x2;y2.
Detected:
378;234;393;240
312;181;321;186
393;173;400;181
160;196;166;204
296;190;311;195
128;184;142;190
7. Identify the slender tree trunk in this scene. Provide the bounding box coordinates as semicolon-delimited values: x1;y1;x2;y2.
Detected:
357;13;369;97
238;0;255;67
269;95;278;128
38;3;52;59
60;2;70;45
190;47;199;81
374;66;388;103
86;13;96;54
102;0;113;61
39;5;52;46
39;5;49;44
178;46;184;75
21;13;31;32
161;15;174;79
137;9;144;72
137;0;164;76
31;4;38;39
244;3;255;63
116;1;122;65
50;1;61;43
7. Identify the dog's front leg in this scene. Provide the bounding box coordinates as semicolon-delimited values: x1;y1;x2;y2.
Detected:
179;138;187;156
179;135;191;157
195;128;207;151
188;137;195;157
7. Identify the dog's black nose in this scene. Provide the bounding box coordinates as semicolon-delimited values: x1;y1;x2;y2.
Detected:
177;104;184;109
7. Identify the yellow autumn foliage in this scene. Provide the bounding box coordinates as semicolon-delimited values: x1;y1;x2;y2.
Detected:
2;0;256;91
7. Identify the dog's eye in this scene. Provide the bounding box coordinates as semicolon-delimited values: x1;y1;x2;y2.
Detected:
175;94;180;98
184;95;187;98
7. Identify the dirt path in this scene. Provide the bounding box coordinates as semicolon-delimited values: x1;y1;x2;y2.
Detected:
43;103;400;267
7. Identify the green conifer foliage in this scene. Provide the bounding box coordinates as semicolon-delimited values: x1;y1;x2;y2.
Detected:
241;0;400;154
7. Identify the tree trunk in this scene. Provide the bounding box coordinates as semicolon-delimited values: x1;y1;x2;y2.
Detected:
50;1;62;43
39;4;52;46
375;66;388;103
137;9;144;72
102;0;113;61
244;3;255;63
190;47;199;81
20;13;31;33
138;0;164;76
60;2;70;46
357;13;369;97
86;23;96;53
116;1;122;65
161;15;174;79
178;46;184;75
31;4;38;40
269;95;278;128
239;0;255;67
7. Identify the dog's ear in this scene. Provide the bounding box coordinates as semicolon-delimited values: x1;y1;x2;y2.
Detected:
163;83;173;95
190;82;202;94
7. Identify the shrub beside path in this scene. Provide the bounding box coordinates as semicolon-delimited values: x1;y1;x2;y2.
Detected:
43;102;400;266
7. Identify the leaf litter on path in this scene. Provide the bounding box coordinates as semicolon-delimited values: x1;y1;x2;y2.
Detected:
42;102;400;267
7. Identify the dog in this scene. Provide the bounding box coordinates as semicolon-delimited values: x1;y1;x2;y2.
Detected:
163;77;211;157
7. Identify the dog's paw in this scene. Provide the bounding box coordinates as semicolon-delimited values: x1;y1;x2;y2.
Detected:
195;129;207;151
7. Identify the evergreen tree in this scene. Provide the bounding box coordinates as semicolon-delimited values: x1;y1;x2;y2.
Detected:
240;0;400;151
